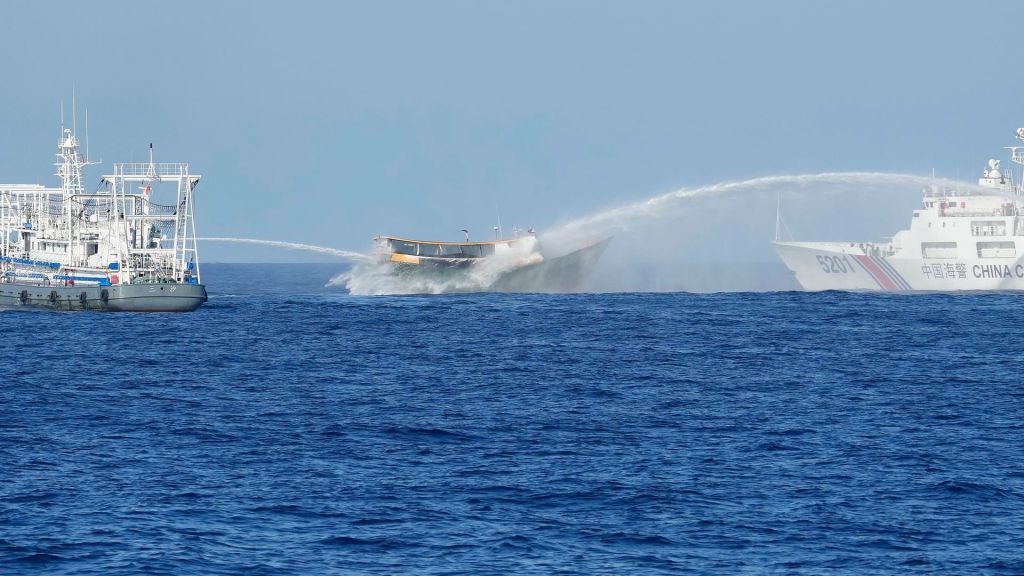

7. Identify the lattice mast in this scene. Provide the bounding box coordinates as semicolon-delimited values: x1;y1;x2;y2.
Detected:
56;99;87;264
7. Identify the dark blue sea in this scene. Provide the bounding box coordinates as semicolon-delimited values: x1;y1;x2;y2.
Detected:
2;263;1023;575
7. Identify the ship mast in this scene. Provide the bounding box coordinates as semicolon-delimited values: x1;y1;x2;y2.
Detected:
56;100;86;266
1006;127;1024;197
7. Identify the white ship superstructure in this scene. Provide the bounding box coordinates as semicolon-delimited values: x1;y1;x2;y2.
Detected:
0;110;207;311
775;128;1024;291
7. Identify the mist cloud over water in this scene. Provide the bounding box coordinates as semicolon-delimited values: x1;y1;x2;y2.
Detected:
207;172;981;294
540;172;980;292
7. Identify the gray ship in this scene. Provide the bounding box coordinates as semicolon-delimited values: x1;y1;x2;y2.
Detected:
0;113;207;312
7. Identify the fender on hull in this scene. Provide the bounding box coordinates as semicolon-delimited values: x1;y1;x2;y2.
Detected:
0;282;208;312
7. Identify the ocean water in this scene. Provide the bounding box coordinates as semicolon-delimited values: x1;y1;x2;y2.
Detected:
2;263;1023;575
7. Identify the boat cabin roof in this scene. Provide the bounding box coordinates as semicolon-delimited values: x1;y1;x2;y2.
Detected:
374;235;526;248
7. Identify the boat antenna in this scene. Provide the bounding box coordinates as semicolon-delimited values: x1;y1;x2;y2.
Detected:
72;86;77;136
146;142;157;181
85;108;90;162
461;229;469;242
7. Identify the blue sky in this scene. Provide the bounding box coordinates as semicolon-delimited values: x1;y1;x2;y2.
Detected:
1;1;1022;262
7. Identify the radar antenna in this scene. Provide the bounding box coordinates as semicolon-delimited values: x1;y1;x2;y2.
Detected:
1005;128;1024;170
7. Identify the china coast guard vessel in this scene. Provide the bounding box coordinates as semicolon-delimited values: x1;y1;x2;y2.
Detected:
0;115;207;311
775;128;1024;291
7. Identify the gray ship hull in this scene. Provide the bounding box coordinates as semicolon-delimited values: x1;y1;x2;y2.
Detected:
0;282;208;312
491;238;610;292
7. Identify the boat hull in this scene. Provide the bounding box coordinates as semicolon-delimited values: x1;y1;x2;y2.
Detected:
0;282;208;312
491;238;610;292
774;241;1024;291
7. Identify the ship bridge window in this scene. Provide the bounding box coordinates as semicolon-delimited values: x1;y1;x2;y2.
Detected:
391;241;418;256
440;245;464;256
417;243;441;256
976;241;1016;258
971;220;1006;237
921;241;957;259
460;245;482;257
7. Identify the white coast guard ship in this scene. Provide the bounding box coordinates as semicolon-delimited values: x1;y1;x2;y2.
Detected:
775;128;1024;291
0;111;207;311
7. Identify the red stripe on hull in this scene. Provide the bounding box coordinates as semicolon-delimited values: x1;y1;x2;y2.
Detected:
853;255;898;291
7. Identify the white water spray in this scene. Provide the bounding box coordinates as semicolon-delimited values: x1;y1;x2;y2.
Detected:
201;237;372;262
541;172;980;249
536;171;983;292
211;172;986;294
333;236;543;295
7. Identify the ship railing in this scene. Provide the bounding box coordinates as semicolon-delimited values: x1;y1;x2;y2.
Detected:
922;188;1005;198
856;243;897;258
126;249;176;256
106;163;191;177
922;188;960;198
939;209;1015;218
971;229;1008;237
